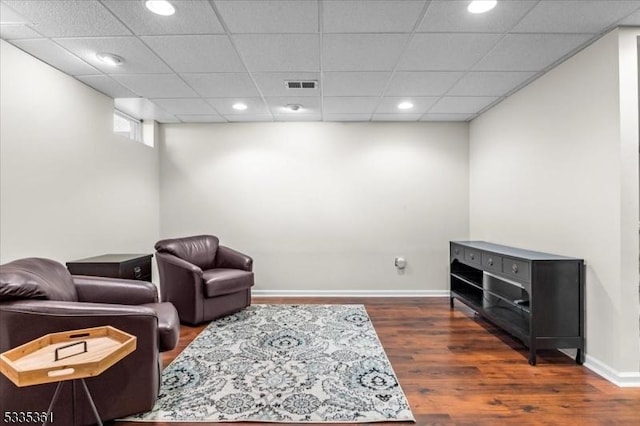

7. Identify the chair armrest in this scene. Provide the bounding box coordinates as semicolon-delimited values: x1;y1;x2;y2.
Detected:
156;253;203;275
73;275;159;305
0;300;159;352
215;245;253;271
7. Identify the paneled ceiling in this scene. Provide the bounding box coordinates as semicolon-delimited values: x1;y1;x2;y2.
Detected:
1;0;639;123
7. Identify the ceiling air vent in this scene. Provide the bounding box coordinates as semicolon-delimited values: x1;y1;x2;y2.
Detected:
285;80;317;89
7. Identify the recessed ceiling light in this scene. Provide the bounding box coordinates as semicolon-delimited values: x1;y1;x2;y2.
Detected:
468;0;497;14
232;102;248;111
285;104;304;112
145;0;176;16
398;101;414;110
96;52;123;67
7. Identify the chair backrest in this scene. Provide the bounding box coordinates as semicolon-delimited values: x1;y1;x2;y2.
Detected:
0;258;78;301
154;235;219;270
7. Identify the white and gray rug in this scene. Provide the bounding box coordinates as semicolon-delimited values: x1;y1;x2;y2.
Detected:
123;304;414;423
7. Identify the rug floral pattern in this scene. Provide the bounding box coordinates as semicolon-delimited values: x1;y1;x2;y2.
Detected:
125;304;414;423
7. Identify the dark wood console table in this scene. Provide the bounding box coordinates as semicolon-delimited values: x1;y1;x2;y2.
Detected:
450;241;584;365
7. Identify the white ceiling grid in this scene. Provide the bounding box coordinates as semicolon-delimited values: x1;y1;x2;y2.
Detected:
1;0;639;123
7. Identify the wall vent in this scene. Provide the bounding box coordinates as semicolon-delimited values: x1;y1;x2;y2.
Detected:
285;80;317;89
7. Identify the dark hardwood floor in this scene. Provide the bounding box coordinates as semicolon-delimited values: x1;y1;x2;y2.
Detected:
121;297;640;425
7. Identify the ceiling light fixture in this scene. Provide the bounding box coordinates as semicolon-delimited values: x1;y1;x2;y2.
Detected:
285;104;303;112
398;101;414;110
145;0;176;16
468;0;497;14
96;52;123;67
232;102;248;111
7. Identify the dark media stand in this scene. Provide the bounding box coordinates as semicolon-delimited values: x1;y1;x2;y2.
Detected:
449;241;584;365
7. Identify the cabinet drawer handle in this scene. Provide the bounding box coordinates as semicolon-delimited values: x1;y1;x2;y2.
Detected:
455;249;460;255
488;258;493;266
512;264;519;273
470;253;474;260
134;266;142;278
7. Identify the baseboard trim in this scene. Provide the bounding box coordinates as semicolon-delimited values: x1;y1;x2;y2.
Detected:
252;289;450;298
581;354;640;387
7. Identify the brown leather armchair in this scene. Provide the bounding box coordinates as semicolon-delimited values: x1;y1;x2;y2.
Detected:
155;235;254;325
0;257;180;425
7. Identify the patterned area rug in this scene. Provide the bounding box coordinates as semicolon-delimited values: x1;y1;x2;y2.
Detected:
123;304;414;423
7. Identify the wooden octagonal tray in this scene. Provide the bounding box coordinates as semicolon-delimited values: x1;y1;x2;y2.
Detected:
0;326;136;387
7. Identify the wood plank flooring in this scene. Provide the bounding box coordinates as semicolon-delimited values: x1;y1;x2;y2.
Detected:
120;297;640;425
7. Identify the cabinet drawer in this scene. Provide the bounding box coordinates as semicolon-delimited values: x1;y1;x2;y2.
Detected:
464;248;482;266
481;252;502;273
120;257;152;280
501;257;530;283
451;243;465;261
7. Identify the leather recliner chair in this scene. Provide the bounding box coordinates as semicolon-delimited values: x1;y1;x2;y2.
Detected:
154;235;254;325
0;257;180;425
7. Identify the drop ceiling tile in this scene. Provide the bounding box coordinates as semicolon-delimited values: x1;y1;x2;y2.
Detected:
418;0;536;33
225;114;274;122
385;71;464;96
10;39;98;75
215;0;318;33
54;37;172;74
323;97;379;114
155;116;181;124
274;113;322;122
115;98;179;122
75;75;137;98
234;34;320;72
324;113;372;122
619;8;640;25
513;1;640;33
372;114;423;121
116;98;161;118
421;113;474;121
0;3;30;25
474;33;592;71
265;96;321;115
142;35;245;73
111;74;197;98
151;98;217;115
177;114;226;123
323;34;409;71
429;96;498;114
103;0;224;35
206;97;269;115
323;0;426;33
181;73;259;98
323;72;390;96
376;97;439;114
252;72;320;97
399;33;502;71
3;0;131;37
0;25;42;39
448;71;537;96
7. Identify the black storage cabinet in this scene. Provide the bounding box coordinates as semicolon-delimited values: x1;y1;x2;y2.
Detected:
66;254;152;281
450;241;584;366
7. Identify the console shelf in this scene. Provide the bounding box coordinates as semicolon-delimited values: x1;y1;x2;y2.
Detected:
450;241;584;365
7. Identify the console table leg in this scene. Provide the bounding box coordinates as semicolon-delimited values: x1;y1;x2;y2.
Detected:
575;348;584;365
43;381;65;426
79;378;103;426
449;297;454;309
528;349;537;366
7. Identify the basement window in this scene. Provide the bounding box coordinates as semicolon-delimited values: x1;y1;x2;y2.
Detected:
113;110;143;143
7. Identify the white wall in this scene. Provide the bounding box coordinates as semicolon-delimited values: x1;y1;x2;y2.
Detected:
160;122;469;293
0;40;160;264
469;28;640;379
